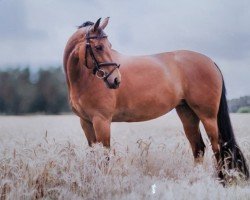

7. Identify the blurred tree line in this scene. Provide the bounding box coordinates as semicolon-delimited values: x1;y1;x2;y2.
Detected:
0;67;71;115
228;96;250;113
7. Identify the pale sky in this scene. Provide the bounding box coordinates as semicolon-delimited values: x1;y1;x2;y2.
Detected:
0;0;249;98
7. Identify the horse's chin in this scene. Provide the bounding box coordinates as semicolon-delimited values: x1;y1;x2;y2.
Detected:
104;80;120;89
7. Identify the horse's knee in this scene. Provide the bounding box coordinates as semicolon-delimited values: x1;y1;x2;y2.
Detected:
92;116;111;147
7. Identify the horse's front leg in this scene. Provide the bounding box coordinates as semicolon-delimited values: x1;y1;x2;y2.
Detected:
80;118;97;147
92;115;111;148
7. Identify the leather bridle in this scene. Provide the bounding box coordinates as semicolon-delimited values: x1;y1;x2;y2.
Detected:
85;30;120;80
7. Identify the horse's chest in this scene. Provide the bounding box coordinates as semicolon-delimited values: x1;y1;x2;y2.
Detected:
70;92;115;120
70;96;90;120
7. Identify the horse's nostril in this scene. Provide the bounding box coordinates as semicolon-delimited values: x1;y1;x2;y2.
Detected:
114;78;120;86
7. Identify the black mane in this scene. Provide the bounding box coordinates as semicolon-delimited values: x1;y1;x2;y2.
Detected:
77;21;94;29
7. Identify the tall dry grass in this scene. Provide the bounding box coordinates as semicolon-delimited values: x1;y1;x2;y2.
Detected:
0;114;249;199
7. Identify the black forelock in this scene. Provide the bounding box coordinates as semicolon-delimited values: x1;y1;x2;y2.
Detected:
77;21;94;29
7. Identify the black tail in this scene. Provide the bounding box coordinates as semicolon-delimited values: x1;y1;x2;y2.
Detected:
216;65;249;180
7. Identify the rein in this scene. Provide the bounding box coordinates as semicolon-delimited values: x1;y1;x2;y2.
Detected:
85;31;120;80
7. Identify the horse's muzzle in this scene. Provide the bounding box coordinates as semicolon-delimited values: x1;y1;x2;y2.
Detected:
105;78;120;89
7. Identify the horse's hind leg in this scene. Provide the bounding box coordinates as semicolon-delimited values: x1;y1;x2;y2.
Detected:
176;103;206;163
199;117;220;162
187;103;222;175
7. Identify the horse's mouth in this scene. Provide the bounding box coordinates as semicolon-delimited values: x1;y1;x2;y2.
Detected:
104;80;120;89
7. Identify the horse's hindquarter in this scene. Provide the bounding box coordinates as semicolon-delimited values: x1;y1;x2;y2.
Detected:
113;54;183;122
173;51;222;112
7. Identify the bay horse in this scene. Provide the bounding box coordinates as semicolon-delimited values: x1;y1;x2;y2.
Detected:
63;17;249;181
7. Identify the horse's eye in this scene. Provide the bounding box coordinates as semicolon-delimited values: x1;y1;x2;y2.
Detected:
95;45;104;51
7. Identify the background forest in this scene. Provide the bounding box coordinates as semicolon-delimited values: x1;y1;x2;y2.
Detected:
0;67;70;114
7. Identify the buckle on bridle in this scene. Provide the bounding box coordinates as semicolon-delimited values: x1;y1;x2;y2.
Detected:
96;69;106;79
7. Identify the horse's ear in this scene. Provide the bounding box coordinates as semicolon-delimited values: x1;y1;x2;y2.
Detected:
100;17;110;30
92;18;101;32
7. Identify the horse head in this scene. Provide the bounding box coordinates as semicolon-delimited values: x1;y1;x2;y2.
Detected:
81;17;121;89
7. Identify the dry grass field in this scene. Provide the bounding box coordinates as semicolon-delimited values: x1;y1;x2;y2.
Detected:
0;112;250;199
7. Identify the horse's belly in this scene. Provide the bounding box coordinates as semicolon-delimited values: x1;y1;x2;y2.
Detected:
113;111;168;122
113;99;177;122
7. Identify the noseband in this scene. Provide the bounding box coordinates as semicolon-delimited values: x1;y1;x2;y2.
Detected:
85;31;120;80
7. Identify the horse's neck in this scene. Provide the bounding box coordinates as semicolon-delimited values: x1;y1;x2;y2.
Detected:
66;47;87;88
